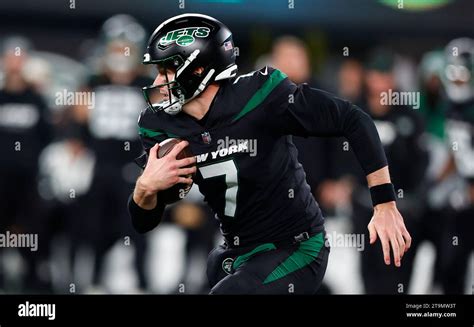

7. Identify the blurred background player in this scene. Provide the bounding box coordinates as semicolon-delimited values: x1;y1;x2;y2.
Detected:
37;108;96;292
439;37;474;294
78;15;152;292
0;36;52;291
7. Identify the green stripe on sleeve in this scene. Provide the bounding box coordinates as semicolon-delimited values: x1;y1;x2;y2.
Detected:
139;127;178;138
232;69;287;122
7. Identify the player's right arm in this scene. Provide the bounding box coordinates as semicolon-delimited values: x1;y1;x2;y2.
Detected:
128;140;196;233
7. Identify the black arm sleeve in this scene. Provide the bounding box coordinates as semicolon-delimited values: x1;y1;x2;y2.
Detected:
269;83;388;175
128;193;165;233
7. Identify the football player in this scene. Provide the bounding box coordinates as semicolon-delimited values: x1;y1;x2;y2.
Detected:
439;37;474;293
128;14;411;294
0;36;52;291
84;15;152;291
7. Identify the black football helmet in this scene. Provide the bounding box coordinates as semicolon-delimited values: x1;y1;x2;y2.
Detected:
142;13;238;115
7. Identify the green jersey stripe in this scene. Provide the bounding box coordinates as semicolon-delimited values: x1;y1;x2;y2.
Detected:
232;69;288;122
139;126;178;138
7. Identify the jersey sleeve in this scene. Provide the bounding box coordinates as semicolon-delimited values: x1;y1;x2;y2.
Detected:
266;74;388;176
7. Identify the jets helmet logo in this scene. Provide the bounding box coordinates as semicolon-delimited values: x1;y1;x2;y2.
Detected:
159;27;211;47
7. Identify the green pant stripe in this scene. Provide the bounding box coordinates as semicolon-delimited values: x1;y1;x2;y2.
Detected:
263;232;325;284
232;243;276;270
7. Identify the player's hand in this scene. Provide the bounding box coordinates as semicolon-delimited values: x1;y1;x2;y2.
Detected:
138;141;197;194
367;201;412;267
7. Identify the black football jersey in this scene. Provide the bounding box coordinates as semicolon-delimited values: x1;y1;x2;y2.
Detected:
136;66;387;246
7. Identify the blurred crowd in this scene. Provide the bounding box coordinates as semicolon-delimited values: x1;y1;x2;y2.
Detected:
0;15;472;294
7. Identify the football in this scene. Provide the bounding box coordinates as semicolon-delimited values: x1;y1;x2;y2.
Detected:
157;138;195;204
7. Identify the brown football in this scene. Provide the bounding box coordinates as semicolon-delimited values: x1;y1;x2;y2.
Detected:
157;138;195;204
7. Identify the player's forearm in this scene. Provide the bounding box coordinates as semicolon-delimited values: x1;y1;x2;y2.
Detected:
343;105;388;175
367;166;391;188
133;176;158;210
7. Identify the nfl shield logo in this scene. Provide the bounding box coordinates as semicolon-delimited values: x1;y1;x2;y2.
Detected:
201;131;212;144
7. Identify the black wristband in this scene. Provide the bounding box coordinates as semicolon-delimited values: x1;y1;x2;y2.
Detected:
369;183;396;206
